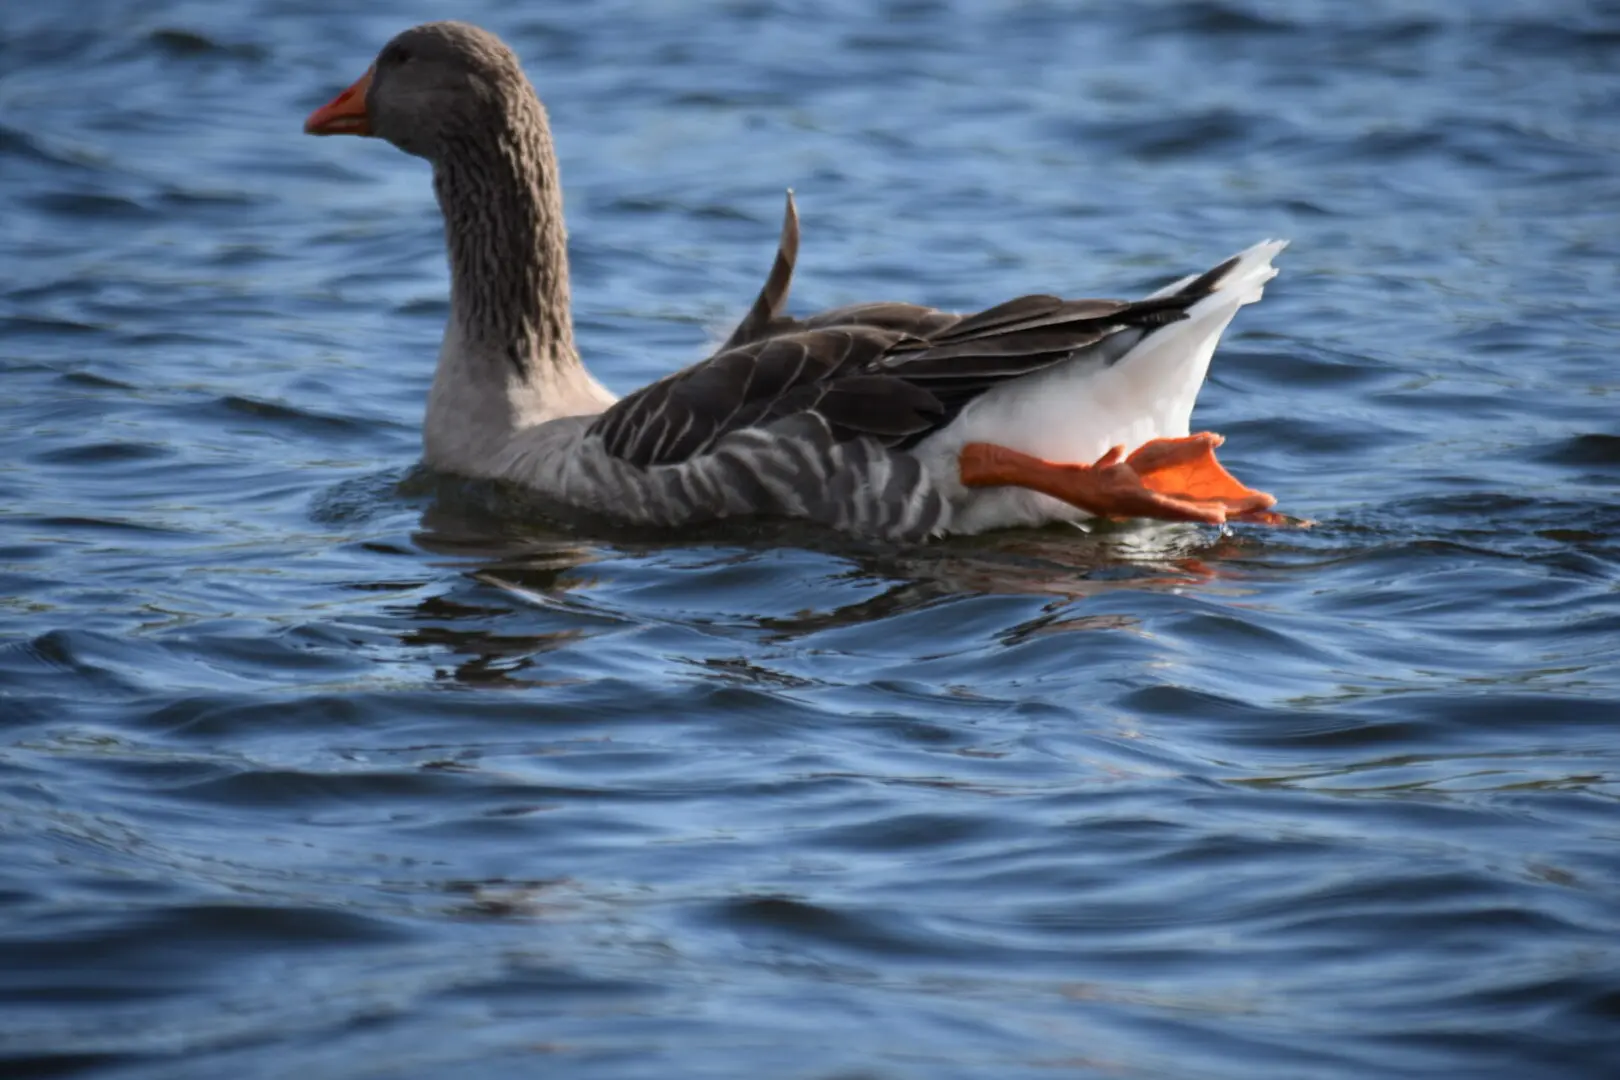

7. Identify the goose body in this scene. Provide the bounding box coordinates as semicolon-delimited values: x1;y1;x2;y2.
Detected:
306;21;1286;540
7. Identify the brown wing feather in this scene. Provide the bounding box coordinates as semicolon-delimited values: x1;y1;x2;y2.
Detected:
592;326;950;467
588;208;1228;469
717;191;801;350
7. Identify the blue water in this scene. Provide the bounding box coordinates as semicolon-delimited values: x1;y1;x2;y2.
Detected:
3;1;1618;1077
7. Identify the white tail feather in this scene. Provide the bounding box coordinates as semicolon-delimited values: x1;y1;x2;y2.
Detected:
1119;238;1286;437
935;240;1287;490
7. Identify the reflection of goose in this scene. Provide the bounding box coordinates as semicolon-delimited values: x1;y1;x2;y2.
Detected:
306;21;1287;540
408;527;1234;689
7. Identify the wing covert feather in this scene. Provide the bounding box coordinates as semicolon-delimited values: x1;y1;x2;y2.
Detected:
586;216;1227;469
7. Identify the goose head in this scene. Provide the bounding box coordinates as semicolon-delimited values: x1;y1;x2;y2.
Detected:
304;21;536;162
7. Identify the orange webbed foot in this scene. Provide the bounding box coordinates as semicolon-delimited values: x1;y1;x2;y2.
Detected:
959;434;1282;526
1126;434;1277;516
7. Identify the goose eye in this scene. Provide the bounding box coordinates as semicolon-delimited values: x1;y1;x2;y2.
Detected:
382;44;412;66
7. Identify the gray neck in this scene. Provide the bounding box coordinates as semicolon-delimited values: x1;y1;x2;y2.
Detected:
431;96;576;376
422;95;614;477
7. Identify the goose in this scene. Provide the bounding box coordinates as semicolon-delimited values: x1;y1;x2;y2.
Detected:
304;20;1287;541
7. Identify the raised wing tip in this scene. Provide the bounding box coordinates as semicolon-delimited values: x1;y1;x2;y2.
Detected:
778;191;800;259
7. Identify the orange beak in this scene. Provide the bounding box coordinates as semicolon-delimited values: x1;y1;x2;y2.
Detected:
304;67;374;136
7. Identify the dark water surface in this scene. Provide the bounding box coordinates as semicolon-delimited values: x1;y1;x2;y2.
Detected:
3;1;1618;1076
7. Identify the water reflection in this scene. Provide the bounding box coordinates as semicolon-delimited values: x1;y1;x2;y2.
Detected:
396;480;1281;690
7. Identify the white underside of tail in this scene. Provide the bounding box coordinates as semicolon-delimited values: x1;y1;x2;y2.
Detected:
924;239;1287;535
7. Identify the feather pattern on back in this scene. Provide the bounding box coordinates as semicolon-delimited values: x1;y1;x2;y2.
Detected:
586;256;1209;469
